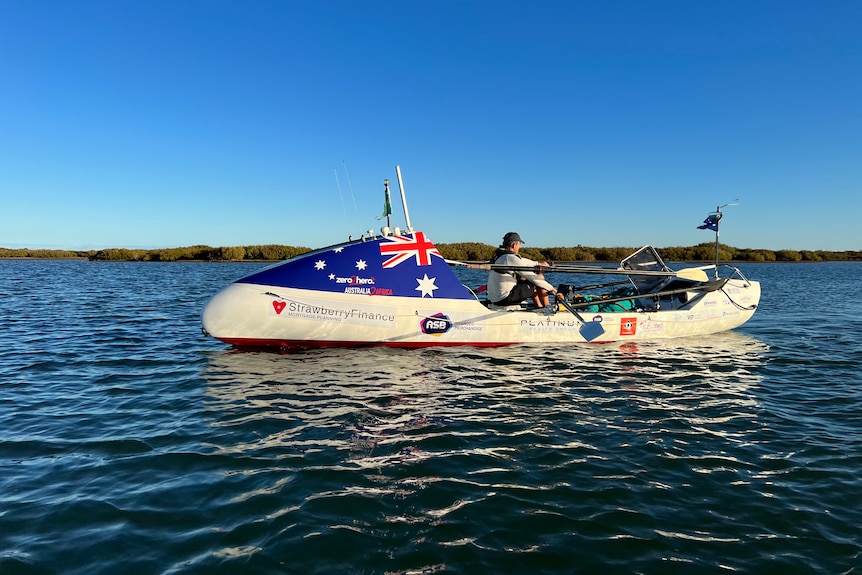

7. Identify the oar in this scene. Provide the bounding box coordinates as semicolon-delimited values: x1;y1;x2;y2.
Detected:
447;259;715;282
561;278;729;311
555;296;606;342
445;259;495;270
568;279;632;291
674;267;710;282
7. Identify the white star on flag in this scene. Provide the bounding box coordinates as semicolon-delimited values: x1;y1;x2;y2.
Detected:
334;247;344;253
356;260;368;270
314;260;326;270
415;274;438;297
328;273;335;280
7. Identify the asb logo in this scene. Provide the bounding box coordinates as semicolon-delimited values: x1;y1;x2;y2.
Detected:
420;313;453;336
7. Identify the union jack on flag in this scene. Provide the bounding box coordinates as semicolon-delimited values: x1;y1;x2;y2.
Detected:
379;232;442;268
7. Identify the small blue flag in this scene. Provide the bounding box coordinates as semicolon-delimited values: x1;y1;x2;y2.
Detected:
697;213;721;232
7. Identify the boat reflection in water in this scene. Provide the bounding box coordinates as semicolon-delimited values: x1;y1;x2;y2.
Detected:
200;331;768;465
197;332;768;572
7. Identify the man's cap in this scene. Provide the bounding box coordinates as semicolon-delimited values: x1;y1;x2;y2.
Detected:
503;232;524;246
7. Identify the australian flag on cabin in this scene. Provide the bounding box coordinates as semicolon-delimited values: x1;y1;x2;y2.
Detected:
236;232;475;300
697;213;722;232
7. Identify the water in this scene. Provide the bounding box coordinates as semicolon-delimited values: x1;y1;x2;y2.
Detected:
1;260;860;574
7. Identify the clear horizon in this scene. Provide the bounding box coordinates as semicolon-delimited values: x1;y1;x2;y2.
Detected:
2;1;860;252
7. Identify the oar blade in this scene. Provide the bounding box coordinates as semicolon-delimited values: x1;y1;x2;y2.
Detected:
557;297;606;342
579;320;605;342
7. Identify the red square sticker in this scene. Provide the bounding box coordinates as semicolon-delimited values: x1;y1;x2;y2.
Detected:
620;317;637;336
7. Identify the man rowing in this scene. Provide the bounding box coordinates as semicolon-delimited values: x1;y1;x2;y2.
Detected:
487;232;555;309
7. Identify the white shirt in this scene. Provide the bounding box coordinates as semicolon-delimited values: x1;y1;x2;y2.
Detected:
486;252;555;303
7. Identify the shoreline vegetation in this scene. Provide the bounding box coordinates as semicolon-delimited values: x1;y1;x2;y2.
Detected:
1;243;860;263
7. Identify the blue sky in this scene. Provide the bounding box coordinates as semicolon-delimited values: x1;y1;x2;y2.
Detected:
2;1;860;251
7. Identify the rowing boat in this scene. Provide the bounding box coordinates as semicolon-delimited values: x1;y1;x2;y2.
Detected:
201;168;760;349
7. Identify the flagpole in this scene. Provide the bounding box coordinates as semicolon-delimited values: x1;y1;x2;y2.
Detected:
701;199;737;279
384;179;391;229
713;204;720;279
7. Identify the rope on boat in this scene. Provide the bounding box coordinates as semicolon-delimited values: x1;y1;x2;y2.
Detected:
721;288;758;311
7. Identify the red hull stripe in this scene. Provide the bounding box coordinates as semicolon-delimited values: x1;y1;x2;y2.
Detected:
218;337;518;350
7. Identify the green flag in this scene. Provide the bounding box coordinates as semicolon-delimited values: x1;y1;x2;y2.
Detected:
381;187;392;218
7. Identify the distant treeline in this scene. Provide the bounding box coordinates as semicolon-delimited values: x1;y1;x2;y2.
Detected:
0;245;311;261
436;242;862;263
1;242;860;262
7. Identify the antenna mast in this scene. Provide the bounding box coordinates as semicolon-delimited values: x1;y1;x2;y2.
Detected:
395;165;413;233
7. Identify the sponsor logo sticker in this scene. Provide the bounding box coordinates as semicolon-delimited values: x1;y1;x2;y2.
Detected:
420;313;453;336
269;297;396;326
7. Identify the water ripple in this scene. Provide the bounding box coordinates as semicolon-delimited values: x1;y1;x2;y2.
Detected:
1;261;861;573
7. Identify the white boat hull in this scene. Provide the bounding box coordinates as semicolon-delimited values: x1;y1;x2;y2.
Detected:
202;277;761;349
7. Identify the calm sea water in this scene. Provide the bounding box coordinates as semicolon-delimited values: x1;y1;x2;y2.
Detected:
1;259;860;574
